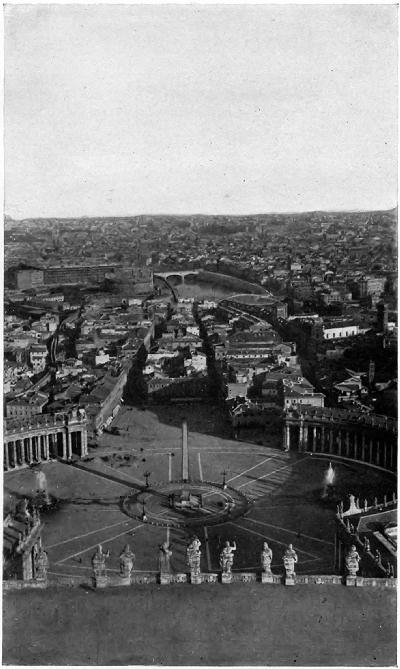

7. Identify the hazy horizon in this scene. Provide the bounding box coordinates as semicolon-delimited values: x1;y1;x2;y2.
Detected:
5;5;397;219
5;204;398;222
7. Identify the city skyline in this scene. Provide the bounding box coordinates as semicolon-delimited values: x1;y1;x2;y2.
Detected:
5;4;397;218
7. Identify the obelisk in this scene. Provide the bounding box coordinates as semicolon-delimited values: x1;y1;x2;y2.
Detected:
182;420;189;483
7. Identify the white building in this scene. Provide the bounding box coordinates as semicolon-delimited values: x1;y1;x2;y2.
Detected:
323;324;359;340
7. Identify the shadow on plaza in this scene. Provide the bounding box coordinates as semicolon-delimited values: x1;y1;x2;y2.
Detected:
4;488;126;513
121;399;281;445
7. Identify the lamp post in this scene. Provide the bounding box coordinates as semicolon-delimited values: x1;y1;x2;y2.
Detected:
144;471;151;488
141;500;147;521
222;470;227;490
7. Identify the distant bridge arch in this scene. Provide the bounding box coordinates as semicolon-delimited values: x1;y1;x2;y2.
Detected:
154;270;199;284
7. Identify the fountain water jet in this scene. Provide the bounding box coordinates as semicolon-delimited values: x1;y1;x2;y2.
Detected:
321;461;335;500
325;462;335;486
35;470;52;507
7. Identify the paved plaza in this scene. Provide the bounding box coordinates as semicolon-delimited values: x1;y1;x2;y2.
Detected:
4;405;395;580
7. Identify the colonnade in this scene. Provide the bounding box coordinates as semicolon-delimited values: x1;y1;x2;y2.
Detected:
4;412;88;471
283;418;397;473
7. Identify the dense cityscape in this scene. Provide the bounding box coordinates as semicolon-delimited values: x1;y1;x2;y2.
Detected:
4;208;397;433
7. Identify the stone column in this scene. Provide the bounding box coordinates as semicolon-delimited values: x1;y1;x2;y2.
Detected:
67;432;73;459
389;443;394;470
49;432;57;458
320;426;325;452
37;435;42;460
353;433;358;460
361;433;366;461
17;439;23;465
329;429;334;454
383;444;387;469
44;434;49;460
312;426;317;452
337;431;342;456
345;432;350;458
303;424;309;451
12;441;17;467
35;436;41;461
81;429;88;457
27;437;33;463
282;423;287;451
298;421;304;452
4;442;9;470
376;442;380;467
369;439;374;464
284;425;291;451
28;437;36;462
62;432;67;460
24;438;29;464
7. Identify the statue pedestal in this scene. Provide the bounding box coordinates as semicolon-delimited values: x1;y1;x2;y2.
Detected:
119;575;131;587
345;575;357;587
190;573;202;584
221;572;233;584
284;574;296;586
94;574;108;588
160;573;172;585
261;572;274;584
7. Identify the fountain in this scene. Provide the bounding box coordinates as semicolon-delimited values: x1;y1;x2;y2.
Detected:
321;461;336;500
326;462;335;486
34;470;56;510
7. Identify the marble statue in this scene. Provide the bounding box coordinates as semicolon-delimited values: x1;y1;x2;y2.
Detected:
186;536;202;576
343;494;360;517
219;540;236;574
345;545;361;576
261;542;273;574
17;498;31;521
92;544;108;577
159;542;172;575
119;544;135;578
283;544;298;577
35;544;49;580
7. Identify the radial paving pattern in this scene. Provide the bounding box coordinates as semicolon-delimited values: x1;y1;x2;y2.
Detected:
122;480;251;528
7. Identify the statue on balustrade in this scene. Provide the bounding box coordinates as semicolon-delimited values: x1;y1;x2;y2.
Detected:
35;543;49;580
345;545;361;576
261;542;273;574
16;498;31;522
92;544;109;578
283;544;298;577
158;541;173;575
119;544;135;578
186;536;202;576
219;540;236;575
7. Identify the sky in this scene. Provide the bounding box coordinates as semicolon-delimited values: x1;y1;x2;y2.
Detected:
4;4;398;219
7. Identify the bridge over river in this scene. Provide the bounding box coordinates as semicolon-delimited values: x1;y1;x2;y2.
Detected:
153;269;268;295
